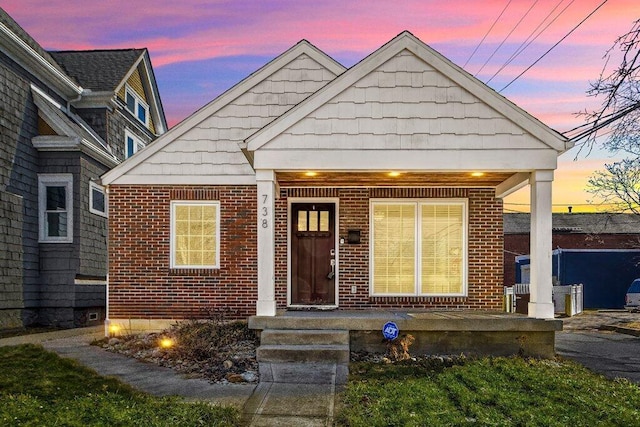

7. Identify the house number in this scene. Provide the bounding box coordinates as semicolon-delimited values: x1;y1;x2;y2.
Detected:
261;194;269;228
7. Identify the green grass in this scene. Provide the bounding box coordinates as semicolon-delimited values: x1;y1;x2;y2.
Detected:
0;344;239;426
337;357;640;426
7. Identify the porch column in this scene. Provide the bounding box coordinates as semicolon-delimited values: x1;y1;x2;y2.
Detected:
256;169;277;316
528;170;554;319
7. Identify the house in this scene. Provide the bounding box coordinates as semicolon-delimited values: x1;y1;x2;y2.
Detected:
102;30;572;338
0;8;166;329
504;213;640;286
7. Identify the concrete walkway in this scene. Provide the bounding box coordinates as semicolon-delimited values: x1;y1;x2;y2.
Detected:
0;327;338;426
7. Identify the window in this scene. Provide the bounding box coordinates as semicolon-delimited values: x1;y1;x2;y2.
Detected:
89;181;107;217
125;130;144;158
370;199;467;296
171;201;220;269
38;174;73;243
125;85;149;127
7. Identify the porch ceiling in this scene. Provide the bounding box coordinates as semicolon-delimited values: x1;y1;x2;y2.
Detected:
276;171;516;187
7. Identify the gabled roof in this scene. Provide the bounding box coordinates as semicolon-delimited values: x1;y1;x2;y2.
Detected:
50;49;144;92
247;31;570;154
504;213;640;234
31;87;119;167
101;39;345;185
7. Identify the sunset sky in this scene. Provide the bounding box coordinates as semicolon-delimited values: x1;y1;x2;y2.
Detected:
4;0;638;212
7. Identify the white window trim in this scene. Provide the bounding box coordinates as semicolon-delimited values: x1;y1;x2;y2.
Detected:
89;181;108;217
170;201;221;269
125;84;149;127
38;174;73;243
125;129;145;158
369;198;468;297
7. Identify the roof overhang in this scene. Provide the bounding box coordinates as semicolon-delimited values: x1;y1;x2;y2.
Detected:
0;21;82;99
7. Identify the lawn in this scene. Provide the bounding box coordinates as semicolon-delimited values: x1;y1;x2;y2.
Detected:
337;356;640;426
0;344;239;426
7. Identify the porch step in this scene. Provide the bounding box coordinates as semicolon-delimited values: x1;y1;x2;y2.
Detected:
256;329;350;384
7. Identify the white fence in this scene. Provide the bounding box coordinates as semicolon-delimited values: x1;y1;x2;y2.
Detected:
503;283;583;316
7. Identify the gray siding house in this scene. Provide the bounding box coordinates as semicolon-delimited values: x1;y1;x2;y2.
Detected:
0;8;166;328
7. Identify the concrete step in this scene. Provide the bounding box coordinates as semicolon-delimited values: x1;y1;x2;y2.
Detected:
260;329;349;346
257;344;350;364
258;361;349;384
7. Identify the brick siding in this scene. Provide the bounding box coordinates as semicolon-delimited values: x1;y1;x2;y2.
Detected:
108;185;258;320
110;185;504;320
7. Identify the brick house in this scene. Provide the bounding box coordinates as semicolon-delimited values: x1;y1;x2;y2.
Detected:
102;31;571;333
504;212;640;286
0;9;166;328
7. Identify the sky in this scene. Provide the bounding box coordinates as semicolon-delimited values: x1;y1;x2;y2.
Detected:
4;0;639;212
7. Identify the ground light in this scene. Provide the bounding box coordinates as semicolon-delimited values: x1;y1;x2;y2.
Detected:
159;337;175;349
108;324;120;336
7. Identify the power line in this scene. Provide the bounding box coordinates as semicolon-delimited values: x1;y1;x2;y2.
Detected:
475;0;540;77
487;0;574;84
499;0;609;92
464;0;513;68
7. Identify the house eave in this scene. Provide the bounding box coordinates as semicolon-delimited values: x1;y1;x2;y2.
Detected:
0;21;82;99
32;135;119;168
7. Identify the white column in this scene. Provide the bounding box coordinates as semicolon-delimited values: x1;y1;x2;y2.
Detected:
256;169;277;316
528;170;554;319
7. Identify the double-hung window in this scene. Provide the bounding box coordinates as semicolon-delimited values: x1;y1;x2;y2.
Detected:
370;199;467;296
125;85;149;127
171;201;220;269
38;174;73;243
89;181;107;217
125;130;144;158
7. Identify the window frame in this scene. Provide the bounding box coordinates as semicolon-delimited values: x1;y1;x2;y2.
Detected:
124;84;149;127
89;181;108;217
38;174;73;243
170;201;221;269
125;129;145;158
369;198;468;297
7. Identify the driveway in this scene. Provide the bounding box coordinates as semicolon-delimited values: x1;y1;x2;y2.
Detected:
556;310;640;384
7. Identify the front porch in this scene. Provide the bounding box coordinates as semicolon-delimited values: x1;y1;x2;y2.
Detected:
249;310;562;384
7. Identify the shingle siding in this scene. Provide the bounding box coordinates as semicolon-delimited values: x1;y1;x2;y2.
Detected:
264;49;544;151
129;53;337;180
0;58;41;328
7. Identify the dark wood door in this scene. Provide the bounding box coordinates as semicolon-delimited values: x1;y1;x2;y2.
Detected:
291;203;336;305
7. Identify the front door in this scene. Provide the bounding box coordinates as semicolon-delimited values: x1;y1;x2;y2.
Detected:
291;203;336;306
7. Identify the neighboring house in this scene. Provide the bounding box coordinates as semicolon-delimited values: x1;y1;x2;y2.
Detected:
504;213;640;286
102;31;571;333
0;8;166;329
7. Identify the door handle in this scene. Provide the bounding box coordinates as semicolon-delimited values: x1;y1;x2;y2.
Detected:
327;258;335;280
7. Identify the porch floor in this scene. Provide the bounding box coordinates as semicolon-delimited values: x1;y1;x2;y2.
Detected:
249;310;561;359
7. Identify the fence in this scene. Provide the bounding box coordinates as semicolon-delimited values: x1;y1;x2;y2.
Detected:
503;283;583;316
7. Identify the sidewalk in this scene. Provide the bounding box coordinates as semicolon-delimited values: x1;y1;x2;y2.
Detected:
0;327;338;426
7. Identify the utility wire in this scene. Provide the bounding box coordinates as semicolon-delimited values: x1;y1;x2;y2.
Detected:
464;0;513;68
499;0;609;92
475;0;540;77
487;0;574;84
566;101;640;142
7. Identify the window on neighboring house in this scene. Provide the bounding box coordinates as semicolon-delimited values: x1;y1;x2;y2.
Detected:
38;174;73;243
125;84;149;127
171;201;220;269
125;130;144;158
370;199;467;296
89;181;107;217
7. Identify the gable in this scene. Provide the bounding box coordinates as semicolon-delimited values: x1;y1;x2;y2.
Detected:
117;66;157;134
103;43;345;185
247;32;569;173
258;49;547;152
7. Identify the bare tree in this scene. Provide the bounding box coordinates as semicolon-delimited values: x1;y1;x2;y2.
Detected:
577;19;640;212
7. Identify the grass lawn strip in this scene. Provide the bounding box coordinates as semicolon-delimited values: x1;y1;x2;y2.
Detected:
338;357;640;427
0;344;239;426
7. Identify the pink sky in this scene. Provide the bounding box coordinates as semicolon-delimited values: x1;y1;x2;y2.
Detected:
3;0;638;212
